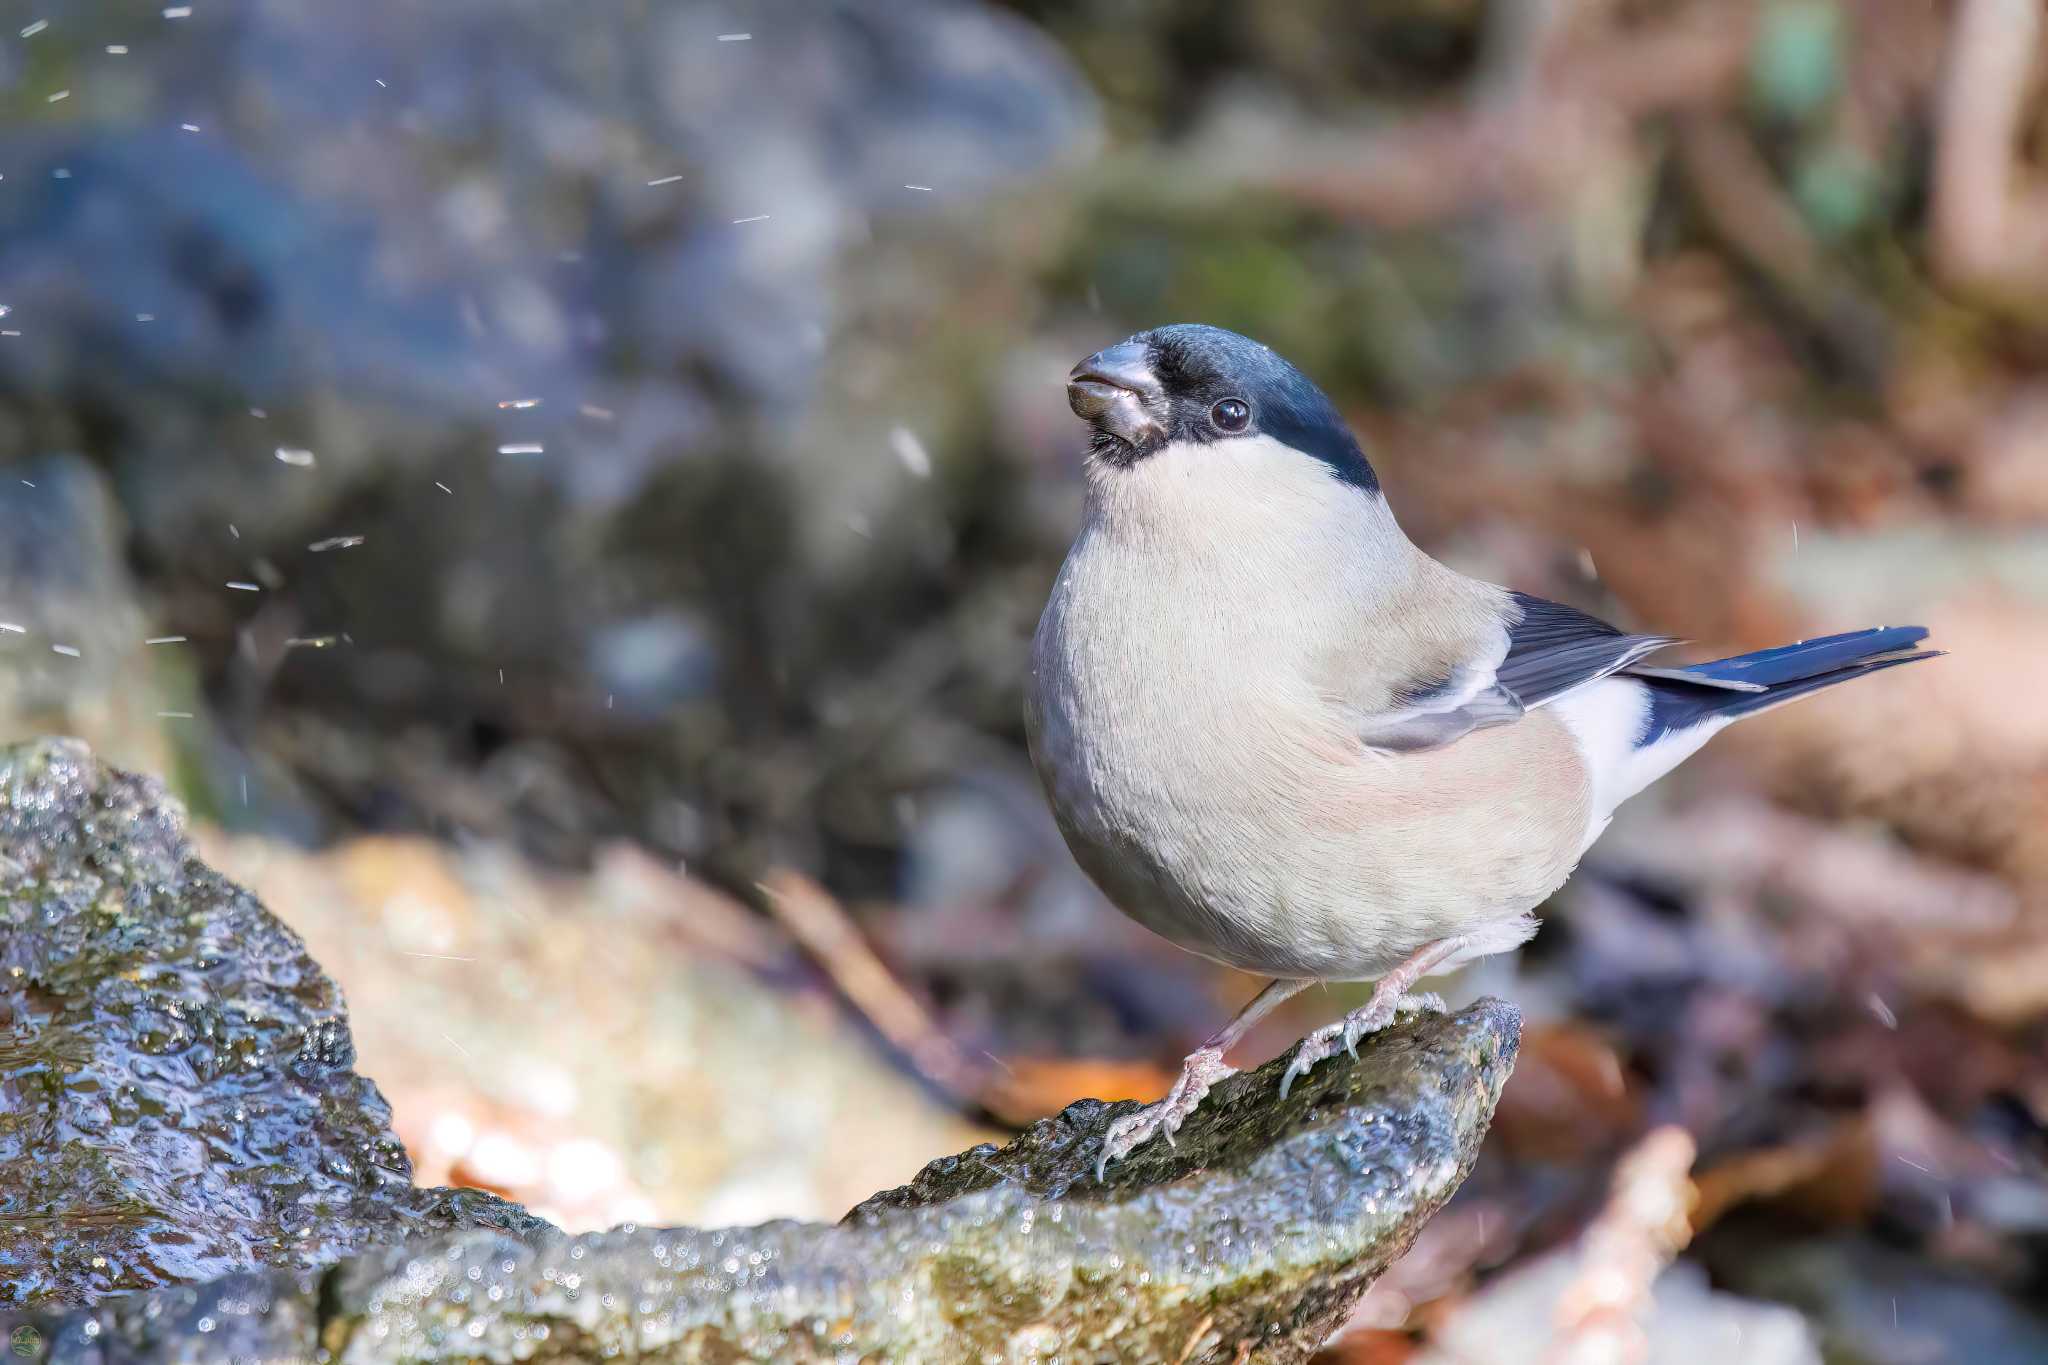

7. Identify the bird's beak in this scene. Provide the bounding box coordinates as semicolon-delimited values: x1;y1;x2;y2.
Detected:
1068;342;1163;446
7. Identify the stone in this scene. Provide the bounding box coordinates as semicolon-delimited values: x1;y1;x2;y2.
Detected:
0;738;544;1310
0;738;1518;1361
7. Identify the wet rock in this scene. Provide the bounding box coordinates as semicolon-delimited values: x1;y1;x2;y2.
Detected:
0;738;1517;1360
0;738;543;1309
9;1009;1515;1363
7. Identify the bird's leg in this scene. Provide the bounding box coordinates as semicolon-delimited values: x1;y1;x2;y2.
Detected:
1097;977;1309;1179
1279;936;1466;1098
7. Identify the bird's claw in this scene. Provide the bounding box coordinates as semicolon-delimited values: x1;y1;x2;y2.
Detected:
1095;1046;1235;1181
1278;991;1445;1099
1279;1022;1344;1099
1096;1108;1160;1181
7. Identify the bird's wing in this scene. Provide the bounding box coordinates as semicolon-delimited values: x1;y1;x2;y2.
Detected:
1495;593;1678;706
1356;592;1675;753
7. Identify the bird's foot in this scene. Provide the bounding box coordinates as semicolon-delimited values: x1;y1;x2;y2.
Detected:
1096;1045;1237;1180
1278;989;1448;1099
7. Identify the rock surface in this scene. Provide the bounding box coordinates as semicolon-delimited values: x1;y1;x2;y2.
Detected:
0;738;1518;1362
0;738;544;1309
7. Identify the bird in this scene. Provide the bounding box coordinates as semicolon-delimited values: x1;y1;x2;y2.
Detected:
1024;323;1939;1178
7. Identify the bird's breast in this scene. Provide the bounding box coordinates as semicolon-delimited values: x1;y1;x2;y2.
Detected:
1027;524;1333;812
1025;522;1590;979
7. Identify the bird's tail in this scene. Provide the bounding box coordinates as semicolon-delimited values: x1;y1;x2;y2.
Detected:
1628;625;1939;740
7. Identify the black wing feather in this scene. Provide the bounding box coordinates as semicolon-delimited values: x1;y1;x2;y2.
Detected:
1362;594;1934;756
1497;592;1675;707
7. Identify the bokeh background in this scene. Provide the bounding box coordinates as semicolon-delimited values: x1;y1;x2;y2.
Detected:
5;0;2048;1359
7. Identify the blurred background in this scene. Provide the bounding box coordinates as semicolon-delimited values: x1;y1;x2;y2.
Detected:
5;0;2048;1358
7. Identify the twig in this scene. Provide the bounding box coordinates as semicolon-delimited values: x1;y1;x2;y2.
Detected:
757;869;985;1100
597;843;788;970
1675;115;1822;294
1674;112;1894;377
1931;0;2048;302
1543;1125;1699;1365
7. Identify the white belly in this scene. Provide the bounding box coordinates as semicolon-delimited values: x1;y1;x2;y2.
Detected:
1025;526;1588;981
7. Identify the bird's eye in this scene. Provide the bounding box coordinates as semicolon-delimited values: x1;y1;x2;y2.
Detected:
1211;398;1250;432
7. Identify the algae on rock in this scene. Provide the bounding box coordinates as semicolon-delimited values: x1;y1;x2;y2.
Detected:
0;737;1519;1361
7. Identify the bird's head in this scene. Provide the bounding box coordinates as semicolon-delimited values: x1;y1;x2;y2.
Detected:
1065;324;1377;491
